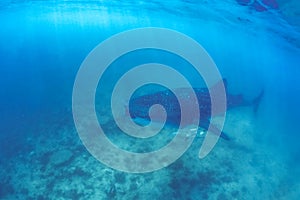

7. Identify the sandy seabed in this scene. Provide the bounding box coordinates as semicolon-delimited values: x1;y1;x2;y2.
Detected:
0;106;298;200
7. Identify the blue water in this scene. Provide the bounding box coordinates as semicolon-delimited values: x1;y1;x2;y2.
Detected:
1;0;300;199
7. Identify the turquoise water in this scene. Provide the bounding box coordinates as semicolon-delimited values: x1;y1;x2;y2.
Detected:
1;0;300;199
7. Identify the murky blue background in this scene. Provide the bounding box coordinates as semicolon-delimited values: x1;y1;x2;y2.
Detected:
1;0;299;199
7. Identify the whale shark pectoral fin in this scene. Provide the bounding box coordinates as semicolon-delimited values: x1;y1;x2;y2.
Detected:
219;130;230;141
209;123;230;141
200;120;230;141
210;78;228;93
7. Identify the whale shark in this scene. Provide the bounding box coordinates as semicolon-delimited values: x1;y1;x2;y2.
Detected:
128;79;264;140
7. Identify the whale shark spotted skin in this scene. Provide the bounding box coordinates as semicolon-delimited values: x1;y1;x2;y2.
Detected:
128;79;264;140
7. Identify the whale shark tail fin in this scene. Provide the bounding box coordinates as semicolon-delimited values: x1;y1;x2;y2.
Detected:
252;90;264;113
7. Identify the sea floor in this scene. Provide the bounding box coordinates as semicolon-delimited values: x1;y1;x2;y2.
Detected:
0;106;298;200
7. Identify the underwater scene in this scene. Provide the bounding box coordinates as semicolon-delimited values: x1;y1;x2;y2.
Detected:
1;0;300;199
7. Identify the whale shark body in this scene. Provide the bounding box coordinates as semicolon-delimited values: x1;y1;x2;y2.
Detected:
128;79;264;140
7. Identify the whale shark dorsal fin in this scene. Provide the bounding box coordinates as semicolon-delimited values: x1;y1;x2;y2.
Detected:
210;78;228;93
